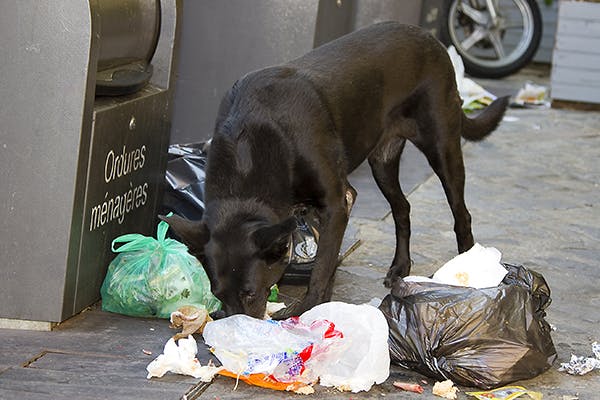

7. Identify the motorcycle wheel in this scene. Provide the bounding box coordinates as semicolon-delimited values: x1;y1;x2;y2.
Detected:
440;0;542;78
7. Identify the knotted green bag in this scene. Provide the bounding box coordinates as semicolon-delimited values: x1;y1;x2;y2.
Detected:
100;216;221;318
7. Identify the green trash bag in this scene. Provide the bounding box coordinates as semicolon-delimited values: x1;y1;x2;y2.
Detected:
100;216;221;318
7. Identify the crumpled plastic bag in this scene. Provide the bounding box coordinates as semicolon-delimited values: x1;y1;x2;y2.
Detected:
203;314;342;383
100;216;221;318
448;45;496;111
162;142;209;221
299;302;390;392
146;335;221;380
380;263;557;389
203;302;390;393
405;243;508;288
558;342;600;375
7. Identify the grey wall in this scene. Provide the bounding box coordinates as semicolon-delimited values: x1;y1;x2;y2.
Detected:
169;0;424;144
353;0;421;29
170;0;321;143
535;0;558;64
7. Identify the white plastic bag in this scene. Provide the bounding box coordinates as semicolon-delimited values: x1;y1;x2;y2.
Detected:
447;45;497;110
433;243;507;288
203;302;390;393
299;302;390;392
202;314;342;383
404;243;508;289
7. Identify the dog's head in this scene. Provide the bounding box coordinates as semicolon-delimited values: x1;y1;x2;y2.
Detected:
161;206;296;319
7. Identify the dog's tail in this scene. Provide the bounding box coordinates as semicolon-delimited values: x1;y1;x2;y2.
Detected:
461;96;510;141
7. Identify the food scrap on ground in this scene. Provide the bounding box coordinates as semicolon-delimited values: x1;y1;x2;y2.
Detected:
393;381;424;393
433;380;458;399
169;305;212;341
512;82;550;108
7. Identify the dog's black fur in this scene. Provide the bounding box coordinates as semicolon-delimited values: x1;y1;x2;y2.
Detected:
164;22;509;319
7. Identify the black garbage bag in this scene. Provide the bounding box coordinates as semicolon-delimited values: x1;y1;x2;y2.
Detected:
379;263;557;389
162;142;209;221
161;142;318;283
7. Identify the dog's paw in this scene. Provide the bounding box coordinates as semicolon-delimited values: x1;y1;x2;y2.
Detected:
269;303;306;320
271;307;298;320
384;262;412;288
383;275;396;288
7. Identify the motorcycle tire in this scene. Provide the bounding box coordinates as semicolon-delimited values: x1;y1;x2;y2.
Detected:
440;0;543;78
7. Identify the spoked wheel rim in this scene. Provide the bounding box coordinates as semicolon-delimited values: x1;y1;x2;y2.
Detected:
448;0;536;69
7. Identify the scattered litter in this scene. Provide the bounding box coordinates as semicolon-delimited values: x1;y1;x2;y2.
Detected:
142;349;153;356
265;301;287;319
203;302;390;393
503;115;520;122
203;313;342;389
218;369;313;393
295;385;316;395
170;305;212;341
512;82;550;108
268;284;279;302
448;46;497;112
558;341;600;375
146;335;222;380
561;396;579;400
404;243;507;288
393;381;424;394
466;386;542;400
433;380;458;399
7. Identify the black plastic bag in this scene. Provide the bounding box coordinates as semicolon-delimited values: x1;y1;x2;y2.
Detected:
379;263;557;389
162;142;209;221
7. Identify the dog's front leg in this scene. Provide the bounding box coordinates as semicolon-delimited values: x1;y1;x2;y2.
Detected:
274;201;349;319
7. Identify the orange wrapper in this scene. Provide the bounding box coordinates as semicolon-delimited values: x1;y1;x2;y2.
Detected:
218;369;311;393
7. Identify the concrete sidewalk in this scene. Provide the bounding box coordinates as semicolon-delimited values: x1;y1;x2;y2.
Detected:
1;67;599;399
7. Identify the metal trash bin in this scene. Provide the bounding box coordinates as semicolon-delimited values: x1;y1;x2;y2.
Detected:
0;0;181;327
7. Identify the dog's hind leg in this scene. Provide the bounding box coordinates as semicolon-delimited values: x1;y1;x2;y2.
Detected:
368;135;413;286
414;129;475;254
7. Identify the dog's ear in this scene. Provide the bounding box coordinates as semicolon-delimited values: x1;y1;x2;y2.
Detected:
159;214;209;259
253;217;296;263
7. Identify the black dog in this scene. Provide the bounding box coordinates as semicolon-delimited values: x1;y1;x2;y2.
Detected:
164;22;508;319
